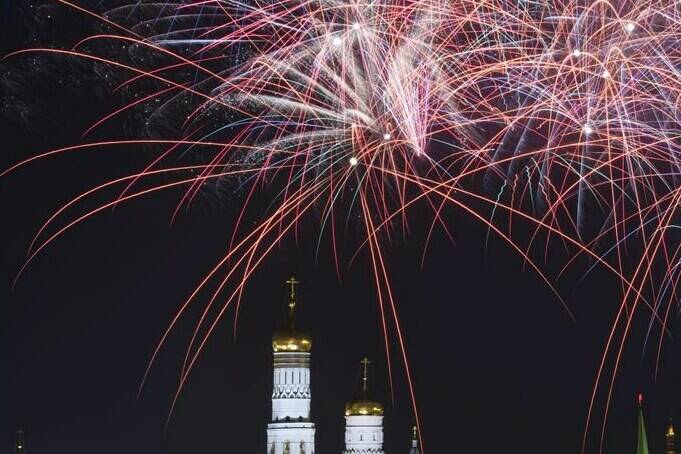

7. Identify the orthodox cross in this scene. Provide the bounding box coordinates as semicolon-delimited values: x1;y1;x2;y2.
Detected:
361;357;371;392
286;277;299;327
286;277;299;301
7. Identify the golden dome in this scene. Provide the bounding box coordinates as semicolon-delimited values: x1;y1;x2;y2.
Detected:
272;330;312;352
345;399;384;416
345;357;383;416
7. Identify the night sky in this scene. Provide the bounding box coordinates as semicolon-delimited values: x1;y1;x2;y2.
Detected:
2;3;681;454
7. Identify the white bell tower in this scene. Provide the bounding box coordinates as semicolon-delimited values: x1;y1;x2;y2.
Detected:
266;277;315;454
343;358;386;454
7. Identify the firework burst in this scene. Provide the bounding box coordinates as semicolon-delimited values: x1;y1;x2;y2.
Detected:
6;0;681;451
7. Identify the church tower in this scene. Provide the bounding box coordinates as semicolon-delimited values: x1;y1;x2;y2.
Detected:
343;358;386;454
409;426;420;454
266;277;315;454
667;418;676;454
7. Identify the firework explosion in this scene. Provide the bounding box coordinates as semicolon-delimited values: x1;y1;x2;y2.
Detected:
5;0;681;450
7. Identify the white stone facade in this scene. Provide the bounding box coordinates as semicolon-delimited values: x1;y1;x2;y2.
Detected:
342;415;386;454
267;422;315;454
267;351;315;454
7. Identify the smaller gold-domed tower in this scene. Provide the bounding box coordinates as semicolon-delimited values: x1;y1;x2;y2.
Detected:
345;358;384;417
343;358;386;454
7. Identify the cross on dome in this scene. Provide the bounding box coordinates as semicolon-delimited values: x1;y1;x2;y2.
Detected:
361;357;371;392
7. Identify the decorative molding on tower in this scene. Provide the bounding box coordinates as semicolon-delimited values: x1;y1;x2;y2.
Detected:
343;449;386;454
272;383;311;400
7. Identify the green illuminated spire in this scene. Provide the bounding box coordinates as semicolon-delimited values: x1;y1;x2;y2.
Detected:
637;394;650;454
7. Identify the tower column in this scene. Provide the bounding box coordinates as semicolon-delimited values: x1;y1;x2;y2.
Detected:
343;358;386;454
272;352;311;421
266;278;315;454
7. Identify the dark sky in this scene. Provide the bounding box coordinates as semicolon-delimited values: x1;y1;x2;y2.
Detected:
2;3;681;454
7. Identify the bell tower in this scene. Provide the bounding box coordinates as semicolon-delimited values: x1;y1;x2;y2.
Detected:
343;358;386;454
266;277;315;454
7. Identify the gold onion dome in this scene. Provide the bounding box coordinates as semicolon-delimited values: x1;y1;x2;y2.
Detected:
272;277;312;353
345;358;384;416
272;330;312;352
345;399;384;417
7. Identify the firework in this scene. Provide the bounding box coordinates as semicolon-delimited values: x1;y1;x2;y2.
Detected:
6;0;681;451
